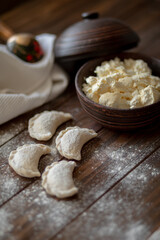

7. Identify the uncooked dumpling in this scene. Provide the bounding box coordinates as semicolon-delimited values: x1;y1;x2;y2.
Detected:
56;126;97;160
8;144;51;178
42;160;78;198
28;110;73;141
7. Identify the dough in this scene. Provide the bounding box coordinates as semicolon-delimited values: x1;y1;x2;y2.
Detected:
42;160;78;198
56;126;97;160
8;144;51;178
28;110;73;141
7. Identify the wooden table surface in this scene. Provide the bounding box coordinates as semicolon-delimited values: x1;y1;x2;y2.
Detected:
0;0;160;239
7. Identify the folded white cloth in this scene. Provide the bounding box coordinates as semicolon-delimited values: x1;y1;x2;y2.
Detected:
0;34;69;125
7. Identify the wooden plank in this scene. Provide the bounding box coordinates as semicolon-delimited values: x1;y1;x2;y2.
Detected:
0;123;160;239
53;148;160;240
1;0;111;35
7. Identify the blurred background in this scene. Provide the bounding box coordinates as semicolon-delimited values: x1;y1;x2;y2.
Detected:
1;0;160;57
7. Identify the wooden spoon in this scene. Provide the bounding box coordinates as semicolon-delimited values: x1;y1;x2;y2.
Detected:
0;20;44;63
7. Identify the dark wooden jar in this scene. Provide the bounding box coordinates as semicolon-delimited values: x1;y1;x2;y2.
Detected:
55;12;140;76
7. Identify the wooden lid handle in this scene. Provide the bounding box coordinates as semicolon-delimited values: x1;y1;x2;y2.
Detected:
81;12;99;20
0;21;14;42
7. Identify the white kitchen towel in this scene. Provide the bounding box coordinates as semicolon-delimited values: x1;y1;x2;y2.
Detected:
0;33;69;125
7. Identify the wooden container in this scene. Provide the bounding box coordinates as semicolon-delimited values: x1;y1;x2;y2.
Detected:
55;12;139;75
75;52;160;130
55;12;160;130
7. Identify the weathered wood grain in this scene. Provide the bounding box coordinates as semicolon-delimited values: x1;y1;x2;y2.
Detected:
53;148;160;240
1;124;160;239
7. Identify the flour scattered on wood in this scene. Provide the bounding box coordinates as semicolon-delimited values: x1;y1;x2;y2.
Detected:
93;138;160;184
0;182;85;238
0;121;26;146
54;153;160;240
125;222;149;240
0;209;14;238
0;172;26;205
59;190;150;240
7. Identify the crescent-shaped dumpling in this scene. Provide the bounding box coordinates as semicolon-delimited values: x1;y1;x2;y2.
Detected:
42;160;78;198
28;111;73;141
56;126;97;160
8;144;51;178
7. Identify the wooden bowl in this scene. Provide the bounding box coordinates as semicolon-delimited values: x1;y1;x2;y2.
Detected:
75;52;160;130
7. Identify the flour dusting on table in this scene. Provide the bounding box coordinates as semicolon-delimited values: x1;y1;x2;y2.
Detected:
0;209;14;238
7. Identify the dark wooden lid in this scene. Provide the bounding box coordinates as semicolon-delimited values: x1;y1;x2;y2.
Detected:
55;12;140;62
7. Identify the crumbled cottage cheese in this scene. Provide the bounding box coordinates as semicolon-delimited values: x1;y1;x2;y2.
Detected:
82;58;160;109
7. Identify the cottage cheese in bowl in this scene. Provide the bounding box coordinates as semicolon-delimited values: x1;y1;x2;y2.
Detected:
82;58;160;109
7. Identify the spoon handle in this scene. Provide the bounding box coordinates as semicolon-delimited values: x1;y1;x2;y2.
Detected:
0;20;14;42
